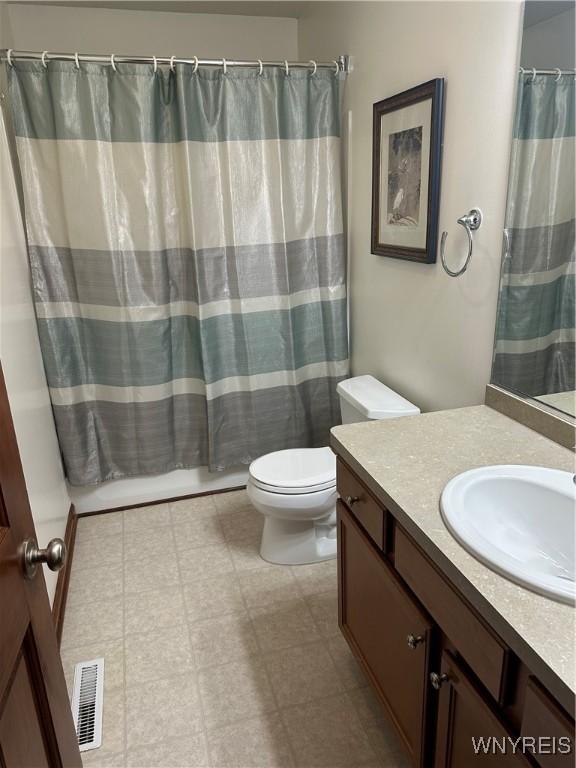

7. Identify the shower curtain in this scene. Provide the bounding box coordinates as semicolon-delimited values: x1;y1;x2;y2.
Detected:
493;71;575;396
8;61;348;485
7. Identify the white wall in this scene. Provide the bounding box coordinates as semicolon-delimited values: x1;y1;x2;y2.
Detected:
4;3;298;512
5;3;298;60
300;1;523;412
1;0;68;603
0;107;70;603
521;7;575;69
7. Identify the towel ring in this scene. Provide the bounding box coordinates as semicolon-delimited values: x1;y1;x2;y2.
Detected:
440;208;482;277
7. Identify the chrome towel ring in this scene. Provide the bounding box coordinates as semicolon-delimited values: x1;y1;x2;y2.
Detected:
440;208;482;277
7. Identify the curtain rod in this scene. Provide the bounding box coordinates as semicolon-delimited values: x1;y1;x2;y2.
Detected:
0;49;351;74
519;67;576;76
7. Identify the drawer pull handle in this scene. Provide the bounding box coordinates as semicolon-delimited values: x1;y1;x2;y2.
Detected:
346;495;360;506
407;633;424;650
430;672;449;690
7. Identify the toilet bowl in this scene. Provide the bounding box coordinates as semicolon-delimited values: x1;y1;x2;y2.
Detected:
249;447;338;565
247;375;420;565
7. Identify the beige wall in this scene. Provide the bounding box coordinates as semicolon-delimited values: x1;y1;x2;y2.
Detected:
5;3;298;60
300;1;523;412
521;8;575;70
0;2;11;48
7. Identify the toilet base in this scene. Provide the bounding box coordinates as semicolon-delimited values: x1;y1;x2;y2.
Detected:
259;508;337;565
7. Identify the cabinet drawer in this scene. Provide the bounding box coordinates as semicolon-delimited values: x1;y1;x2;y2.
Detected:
395;526;509;703
521;678;575;768
337;459;385;549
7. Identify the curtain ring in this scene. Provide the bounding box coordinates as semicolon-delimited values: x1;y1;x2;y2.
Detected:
6;49;13;67
257;59;263;76
333;60;339;75
222;58;227;75
531;67;537;81
110;54;117;72
284;60;289;76
41;51;49;69
309;60;317;76
193;55;199;74
74;52;80;70
152;55;158;73
169;55;176;73
554;68;562;81
519;66;525;75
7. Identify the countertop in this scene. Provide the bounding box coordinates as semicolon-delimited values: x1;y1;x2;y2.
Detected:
330;405;575;712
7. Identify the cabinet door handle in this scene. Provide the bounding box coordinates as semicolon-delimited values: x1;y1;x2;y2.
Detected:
430;672;449;690
407;633;424;650
345;495;360;506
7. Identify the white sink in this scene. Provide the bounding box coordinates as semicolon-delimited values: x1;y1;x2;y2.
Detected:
440;465;575;604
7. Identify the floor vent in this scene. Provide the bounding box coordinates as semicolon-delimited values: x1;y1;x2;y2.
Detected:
71;658;104;752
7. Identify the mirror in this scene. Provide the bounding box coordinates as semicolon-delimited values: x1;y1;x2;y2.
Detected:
492;0;575;417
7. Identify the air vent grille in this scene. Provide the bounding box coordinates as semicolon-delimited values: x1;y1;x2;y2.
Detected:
71;658;104;752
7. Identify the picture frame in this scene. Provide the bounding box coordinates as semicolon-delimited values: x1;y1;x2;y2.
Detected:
371;78;445;263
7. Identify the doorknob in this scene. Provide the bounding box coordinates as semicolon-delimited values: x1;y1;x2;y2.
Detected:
430;672;450;690
21;538;67;580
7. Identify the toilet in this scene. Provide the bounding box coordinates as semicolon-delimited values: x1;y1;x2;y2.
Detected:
247;375;420;565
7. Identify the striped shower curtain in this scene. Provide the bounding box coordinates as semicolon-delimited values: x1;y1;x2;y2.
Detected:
8;61;348;485
493;72;575;397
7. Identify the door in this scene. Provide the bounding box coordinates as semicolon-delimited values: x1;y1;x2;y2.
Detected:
0;364;81;767
338;500;434;766
434;651;533;767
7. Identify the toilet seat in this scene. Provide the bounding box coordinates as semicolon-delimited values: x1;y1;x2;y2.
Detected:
250;476;336;495
248;447;336;495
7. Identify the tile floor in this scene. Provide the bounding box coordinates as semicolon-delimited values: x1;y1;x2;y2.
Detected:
61;490;410;768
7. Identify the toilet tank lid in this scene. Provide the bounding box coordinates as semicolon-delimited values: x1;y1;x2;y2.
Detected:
337;375;420;419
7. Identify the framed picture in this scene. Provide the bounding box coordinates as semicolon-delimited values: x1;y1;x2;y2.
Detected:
371;78;445;263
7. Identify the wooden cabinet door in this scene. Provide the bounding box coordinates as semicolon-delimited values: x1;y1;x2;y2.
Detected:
0;365;81;767
338;500;433;766
435;651;533;767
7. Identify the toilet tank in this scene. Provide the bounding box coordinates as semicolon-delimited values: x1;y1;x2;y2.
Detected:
337;375;420;424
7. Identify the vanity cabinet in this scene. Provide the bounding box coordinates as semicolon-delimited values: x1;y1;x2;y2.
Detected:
435;652;532;767
520;679;575;768
338;501;432;765
336;458;575;768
